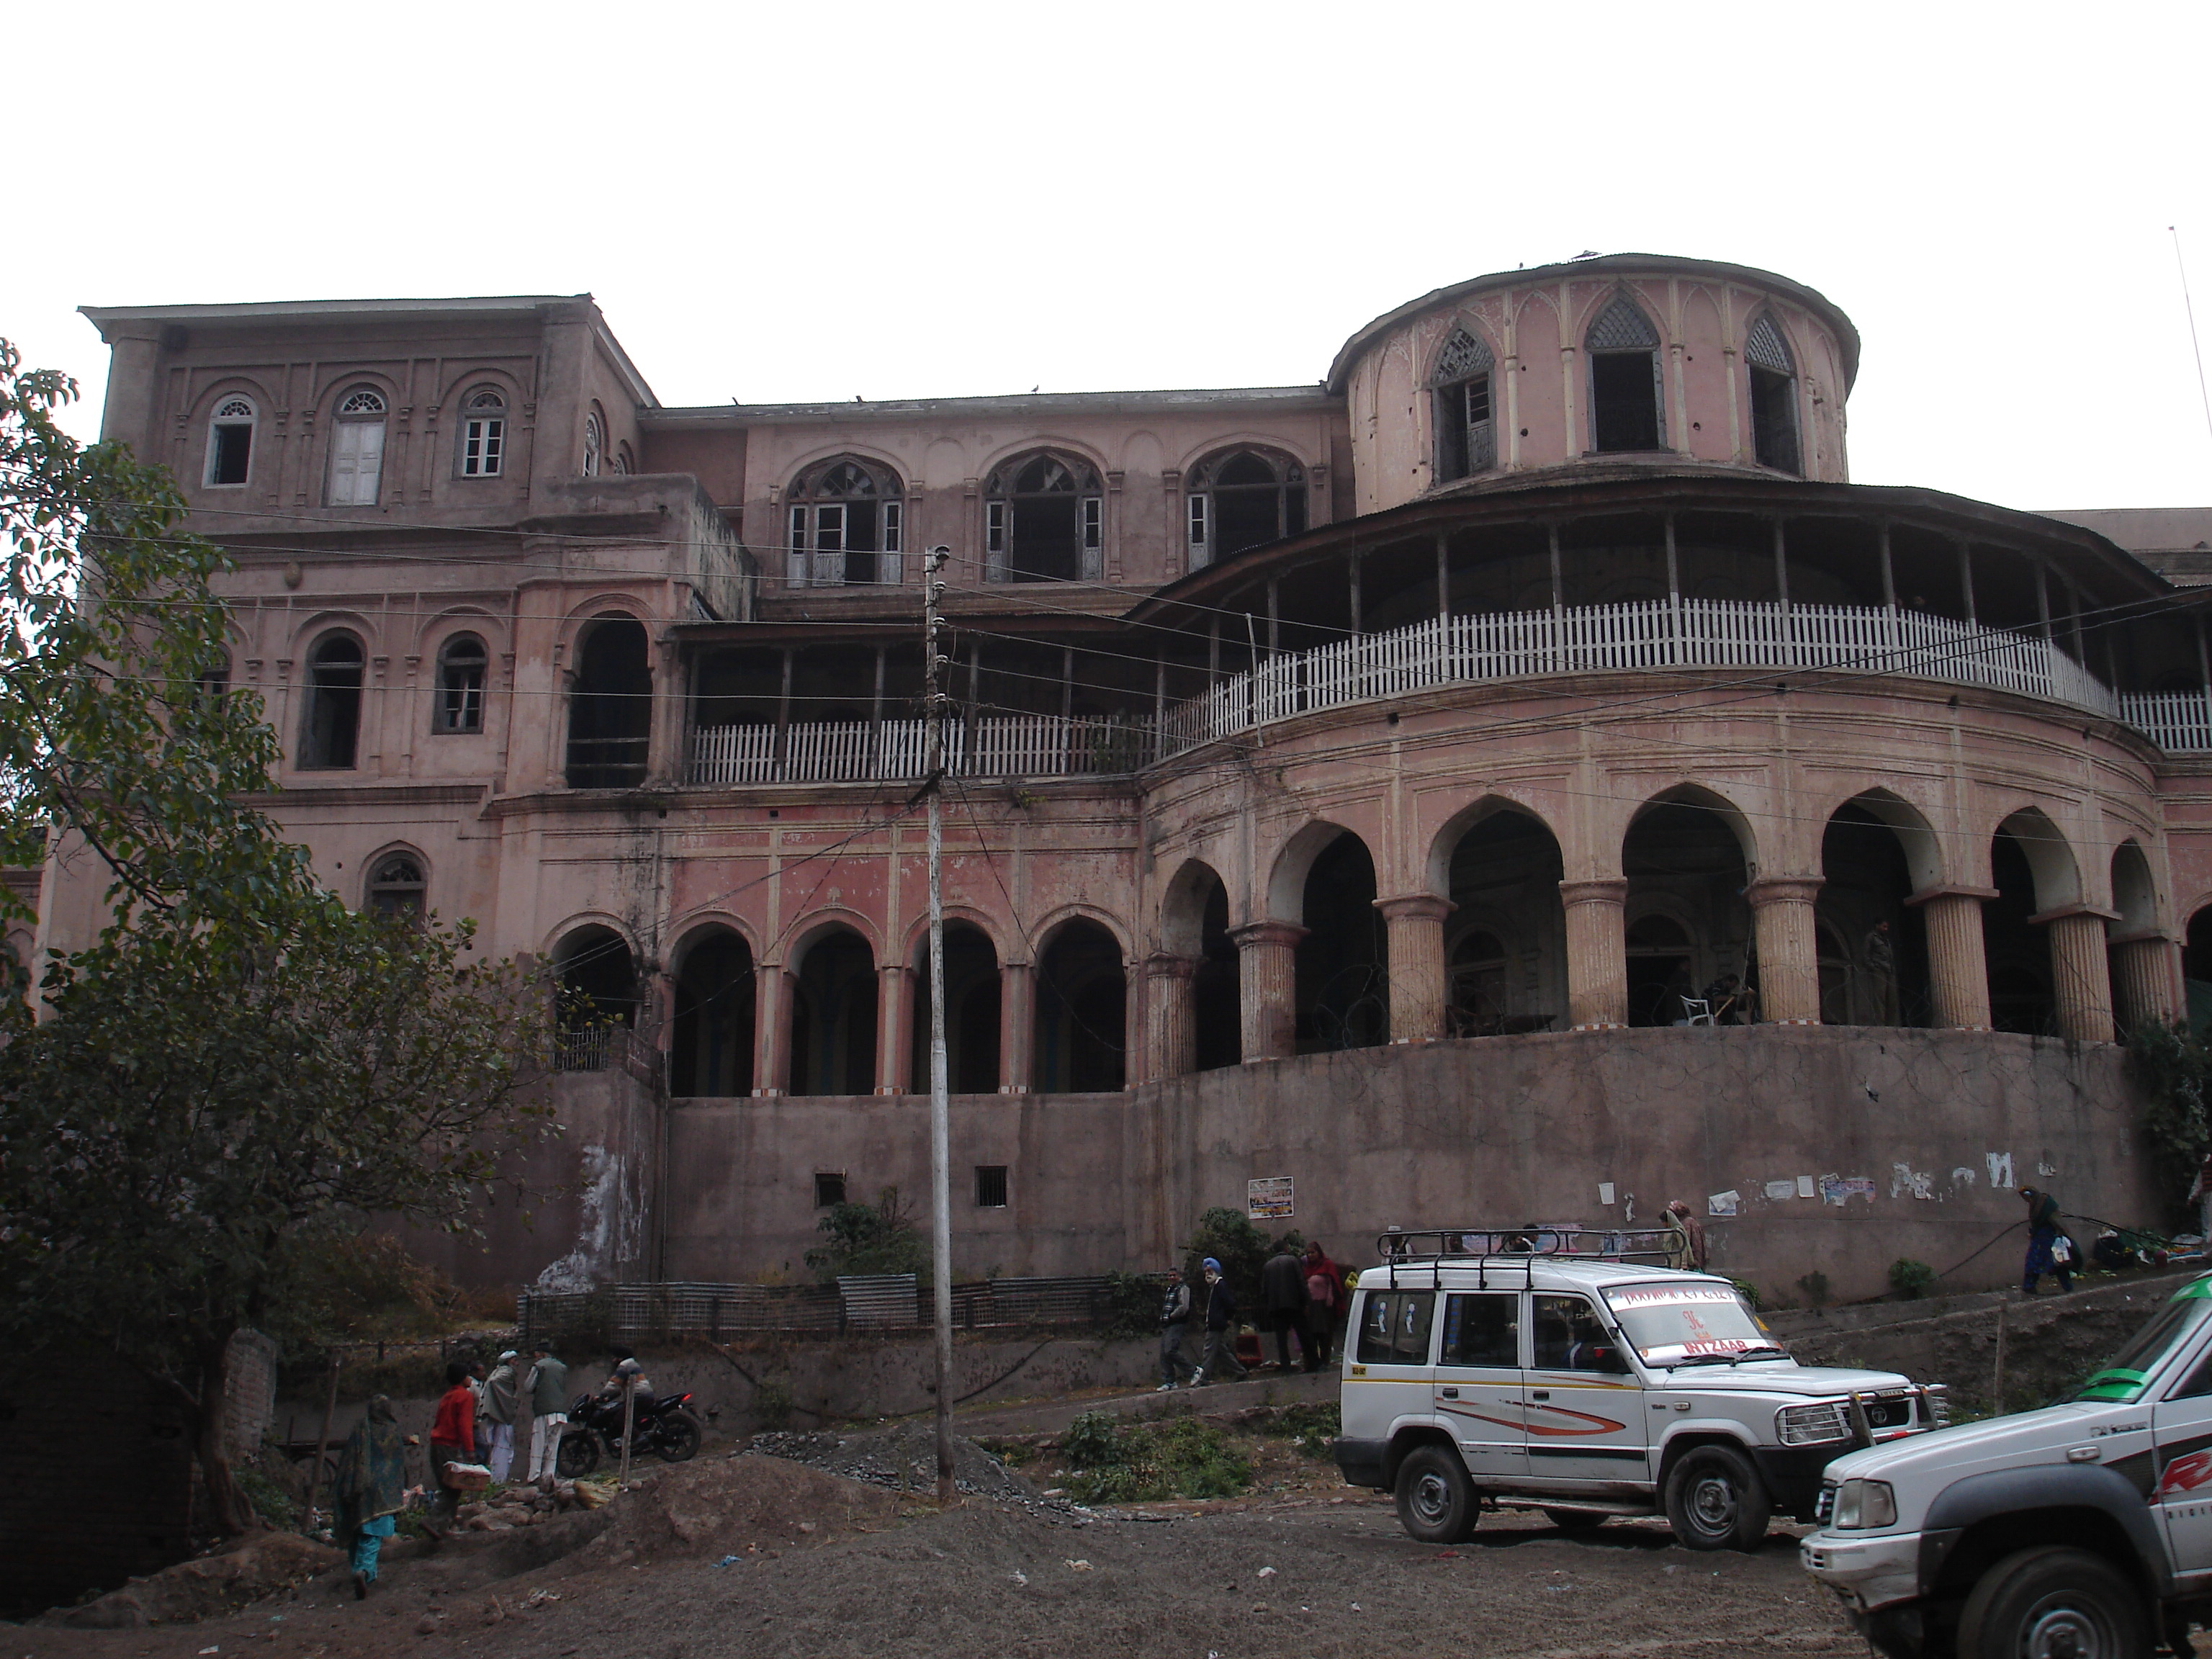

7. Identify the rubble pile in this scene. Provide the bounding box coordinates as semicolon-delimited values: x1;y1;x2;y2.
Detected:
748;1424;1085;1519
456;1477;617;1532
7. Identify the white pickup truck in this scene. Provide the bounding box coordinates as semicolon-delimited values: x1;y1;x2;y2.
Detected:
1334;1228;1945;1550
1802;1274;2212;1659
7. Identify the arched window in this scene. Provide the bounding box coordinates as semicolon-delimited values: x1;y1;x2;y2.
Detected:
457;387;505;478
300;631;365;769
367;853;426;919
1429;328;1497;482
435;632;487;733
327;387;387;505
984;453;1102;584
1185;449;1305;570
206;395;256;487
1585;296;1663;453
565;616;650;787
582;410;604;477
195;649;232;701
1745;315;1800;474
613;441;634;475
786;457;905;588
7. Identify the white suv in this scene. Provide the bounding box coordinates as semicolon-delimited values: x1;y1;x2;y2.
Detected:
1334;1230;1943;1551
1802;1274;2212;1659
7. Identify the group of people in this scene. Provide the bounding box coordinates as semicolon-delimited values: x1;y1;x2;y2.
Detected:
1156;1241;1346;1388
328;1341;584;1599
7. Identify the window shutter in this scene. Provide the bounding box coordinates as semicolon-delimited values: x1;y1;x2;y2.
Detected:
814;503;846;586
985;501;1009;583
879;500;903;586
1188;493;1210;570
1079;497;1103;583
788;504;809;587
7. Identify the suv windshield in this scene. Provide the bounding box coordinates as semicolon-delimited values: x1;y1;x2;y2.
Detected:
2076;1292;2210;1403
1603;1282;1772;1365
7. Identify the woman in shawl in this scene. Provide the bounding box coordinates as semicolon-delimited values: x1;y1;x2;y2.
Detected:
1663;1201;1708;1272
333;1395;408;1599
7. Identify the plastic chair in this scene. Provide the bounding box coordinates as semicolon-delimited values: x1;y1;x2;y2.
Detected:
1680;996;1716;1026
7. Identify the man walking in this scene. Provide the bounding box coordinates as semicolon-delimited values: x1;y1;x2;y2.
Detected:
481;1350;521;1482
523;1343;570;1483
1192;1257;1248;1386
2020;1187;2076;1295
426;1362;477;1530
1262;1242;1309;1372
1156;1266;1194;1390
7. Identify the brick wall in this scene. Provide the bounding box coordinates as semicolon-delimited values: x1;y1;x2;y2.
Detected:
220;1329;279;1464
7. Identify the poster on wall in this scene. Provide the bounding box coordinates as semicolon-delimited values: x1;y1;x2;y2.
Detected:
1248;1176;1295;1220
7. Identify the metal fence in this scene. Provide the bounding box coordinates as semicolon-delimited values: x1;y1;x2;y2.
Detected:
516;1274;1138;1344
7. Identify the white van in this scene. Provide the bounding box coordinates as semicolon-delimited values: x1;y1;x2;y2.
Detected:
1334;1228;1944;1550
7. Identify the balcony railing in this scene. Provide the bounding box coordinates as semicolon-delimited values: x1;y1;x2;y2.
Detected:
684;599;2136;786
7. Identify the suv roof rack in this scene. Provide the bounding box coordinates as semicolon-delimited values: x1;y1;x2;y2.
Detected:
1372;1225;1677;1269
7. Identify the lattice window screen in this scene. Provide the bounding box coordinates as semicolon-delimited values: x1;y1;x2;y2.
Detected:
1431;327;1495;385
1586;296;1659;351
1745;315;1794;374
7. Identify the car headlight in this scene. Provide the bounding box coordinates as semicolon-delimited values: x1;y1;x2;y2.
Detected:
1777;1402;1852;1445
1833;1478;1897;1529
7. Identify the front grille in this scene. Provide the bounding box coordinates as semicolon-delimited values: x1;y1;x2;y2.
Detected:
1815;1482;1837;1524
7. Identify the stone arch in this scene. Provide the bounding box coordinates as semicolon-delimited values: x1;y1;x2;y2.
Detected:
1827;786;1944;893
911;920;1002;1096
1424;794;1566;896
551;922;641;1069
897;906;1006;967
1160;857;1233;955
1156;858;1241;1073
788;921;876;1097
1292;828;1388;1053
1267;819;1363;922
1984;807;2080;1035
788;909;885;971
1622;787;1754;1022
670;925;755;1099
1992;806;2082;912
1626;783;1760;873
1033;916;1126;1092
565;611;651;788
2112;840;2159;935
1818;791;1936;1028
1433;799;1566;1037
1030;904;1133;963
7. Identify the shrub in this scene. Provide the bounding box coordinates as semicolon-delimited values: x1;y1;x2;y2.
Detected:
1796;1271;1830;1310
805;1187;929;1282
234;1467;297;1529
752;1379;793;1431
1181;1209;1301;1316
1889;1258;1936;1300
1260;1401;1341;1460
1056;1410;1253;1503
1098;1271;1165;1339
1730;1279;1763;1310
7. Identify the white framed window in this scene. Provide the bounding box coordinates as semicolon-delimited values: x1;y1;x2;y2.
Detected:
983;453;1105;584
458;388;505;477
367;853;426;920
205;395;255;487
327;388;387;506
1430;328;1498;481
435;633;487;733
1187;492;1210;568
1184;449;1306;565
583;410;604;477
784;457;905;586
883;500;902;555
1079;495;1103;581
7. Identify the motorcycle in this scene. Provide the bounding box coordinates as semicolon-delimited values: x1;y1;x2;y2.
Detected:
554;1388;703;1477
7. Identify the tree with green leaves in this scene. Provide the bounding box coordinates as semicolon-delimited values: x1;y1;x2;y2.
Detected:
0;342;558;1535
0;902;557;1533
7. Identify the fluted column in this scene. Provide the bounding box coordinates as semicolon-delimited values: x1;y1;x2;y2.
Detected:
1747;877;1823;1024
1909;886;1994;1030
999;960;1035;1093
1231;921;1308;1061
2039;907;2118;1043
1145;953;1200;1080
752;962;791;1096
876;963;914;1094
2110;930;2182;1033
1559;879;1629;1029
1374;894;1455;1042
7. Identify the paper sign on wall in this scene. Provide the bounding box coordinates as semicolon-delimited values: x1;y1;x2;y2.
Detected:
1797;1175;1817;1199
1598;1182;1616;1205
1708;1190;1740;1218
1248;1176;1295;1220
1764;1180;1797;1202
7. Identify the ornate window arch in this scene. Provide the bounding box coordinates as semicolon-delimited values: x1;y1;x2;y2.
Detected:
1745;313;1801;474
1184;447;1305;570
786;456;905;588
367;852;427;920
205;393;256;487
984;451;1103;584
1429;327;1498;482
582;408;605;477
300;630;366;769
457;386;506;478
435;631;488;733
327;387;387;505
1585;295;1664;453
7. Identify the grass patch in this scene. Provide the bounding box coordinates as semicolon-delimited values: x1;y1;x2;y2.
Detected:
1057;1410;1253;1503
1256;1401;1341;1460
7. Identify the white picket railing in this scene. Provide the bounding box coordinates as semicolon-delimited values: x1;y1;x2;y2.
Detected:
2121;690;2212;752
688;599;2152;783
689;713;1156;785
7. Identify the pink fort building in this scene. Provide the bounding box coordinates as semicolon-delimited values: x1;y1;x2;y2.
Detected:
55;255;2212;1300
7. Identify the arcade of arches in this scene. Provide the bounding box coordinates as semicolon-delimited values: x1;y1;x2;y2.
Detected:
571;796;2180;1100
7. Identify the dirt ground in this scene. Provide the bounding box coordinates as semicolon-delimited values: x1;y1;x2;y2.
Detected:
20;1434;1863;1659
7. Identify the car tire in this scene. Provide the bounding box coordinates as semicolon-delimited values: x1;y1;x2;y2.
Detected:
1393;1444;1479;1544
1955;1545;2147;1659
1662;1443;1771;1552
1543;1509;1608;1532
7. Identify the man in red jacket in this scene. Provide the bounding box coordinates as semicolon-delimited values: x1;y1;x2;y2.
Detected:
427;1362;477;1528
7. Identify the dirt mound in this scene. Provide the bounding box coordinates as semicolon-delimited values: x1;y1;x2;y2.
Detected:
566;1455;917;1568
50;1531;341;1629
748;1424;1045;1504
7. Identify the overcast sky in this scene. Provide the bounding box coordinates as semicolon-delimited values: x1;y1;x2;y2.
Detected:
11;0;2210;513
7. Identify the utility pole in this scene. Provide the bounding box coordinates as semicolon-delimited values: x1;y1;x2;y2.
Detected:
922;545;956;1503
